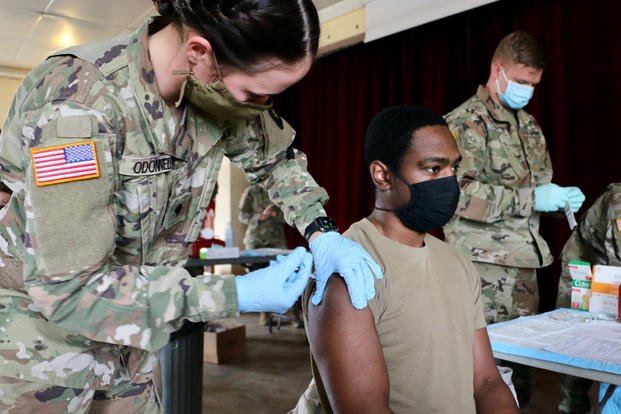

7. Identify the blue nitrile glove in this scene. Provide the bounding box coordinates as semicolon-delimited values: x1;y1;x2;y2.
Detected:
309;231;383;309
235;246;313;314
563;186;586;212
534;183;566;212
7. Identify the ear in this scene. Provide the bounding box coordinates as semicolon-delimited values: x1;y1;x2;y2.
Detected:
185;35;213;66
369;160;392;191
491;61;501;79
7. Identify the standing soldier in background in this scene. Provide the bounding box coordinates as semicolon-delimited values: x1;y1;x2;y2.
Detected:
443;31;585;411
239;182;288;252
239;181;288;326
238;149;306;254
556;183;621;414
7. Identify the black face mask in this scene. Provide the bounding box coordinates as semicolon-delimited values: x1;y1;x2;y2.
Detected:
376;175;460;233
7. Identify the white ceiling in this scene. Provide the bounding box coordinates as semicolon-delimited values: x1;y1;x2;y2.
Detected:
0;0;154;75
0;0;344;77
0;0;495;77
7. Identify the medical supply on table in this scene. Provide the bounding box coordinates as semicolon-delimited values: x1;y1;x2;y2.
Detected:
590;265;621;319
568;260;592;311
225;222;234;247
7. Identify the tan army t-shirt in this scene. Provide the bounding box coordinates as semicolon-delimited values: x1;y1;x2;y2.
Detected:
345;218;486;413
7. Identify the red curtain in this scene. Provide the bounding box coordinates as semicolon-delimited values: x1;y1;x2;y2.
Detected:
276;0;621;311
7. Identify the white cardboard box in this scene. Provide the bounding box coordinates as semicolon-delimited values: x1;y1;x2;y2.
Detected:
590;265;621;319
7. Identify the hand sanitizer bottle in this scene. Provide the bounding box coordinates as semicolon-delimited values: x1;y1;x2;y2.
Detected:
225;223;234;248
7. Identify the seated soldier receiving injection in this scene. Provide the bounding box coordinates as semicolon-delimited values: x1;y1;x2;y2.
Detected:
291;106;519;414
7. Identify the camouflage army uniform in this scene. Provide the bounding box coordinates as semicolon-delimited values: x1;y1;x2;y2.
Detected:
444;85;554;409
0;17;328;412
238;184;287;250
557;183;621;307
555;183;621;414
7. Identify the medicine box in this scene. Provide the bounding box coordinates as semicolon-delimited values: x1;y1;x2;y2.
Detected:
203;320;246;364
590;265;621;319
567;260;592;311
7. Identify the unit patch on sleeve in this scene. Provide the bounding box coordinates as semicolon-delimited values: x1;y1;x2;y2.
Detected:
31;141;100;186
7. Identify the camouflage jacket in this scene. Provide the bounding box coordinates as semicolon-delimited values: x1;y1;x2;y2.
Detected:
443;86;553;269
0;18;327;389
238;185;287;250
557;183;621;307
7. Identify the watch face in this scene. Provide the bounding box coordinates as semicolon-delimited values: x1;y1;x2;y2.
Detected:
318;217;337;231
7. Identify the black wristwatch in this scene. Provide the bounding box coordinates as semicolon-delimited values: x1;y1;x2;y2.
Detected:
304;216;338;240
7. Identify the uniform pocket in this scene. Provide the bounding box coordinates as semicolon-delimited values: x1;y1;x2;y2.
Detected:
116;176;157;260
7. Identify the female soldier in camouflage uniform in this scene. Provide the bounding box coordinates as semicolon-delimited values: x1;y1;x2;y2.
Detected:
0;0;381;412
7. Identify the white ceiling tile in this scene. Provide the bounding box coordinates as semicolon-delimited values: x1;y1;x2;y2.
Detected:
0;6;40;39
1;0;153;70
0;35;23;67
0;0;50;12
49;0;153;28
26;14;124;49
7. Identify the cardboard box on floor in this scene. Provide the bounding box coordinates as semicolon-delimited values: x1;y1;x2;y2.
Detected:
204;320;246;364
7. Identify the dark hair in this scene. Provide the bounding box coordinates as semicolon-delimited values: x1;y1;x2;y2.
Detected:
364;105;448;172
0;182;11;194
153;0;320;71
492;31;545;69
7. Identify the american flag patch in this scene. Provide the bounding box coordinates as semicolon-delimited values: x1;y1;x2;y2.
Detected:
31;141;100;186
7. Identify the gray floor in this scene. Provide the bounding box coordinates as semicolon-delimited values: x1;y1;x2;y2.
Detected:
202;313;599;414
203;313;312;413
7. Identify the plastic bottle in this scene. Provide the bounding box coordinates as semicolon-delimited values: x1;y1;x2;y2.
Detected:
199;247;211;275
224;223;234;247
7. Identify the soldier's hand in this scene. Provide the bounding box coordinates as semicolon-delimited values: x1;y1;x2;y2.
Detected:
534;183;566;212
563;186;585;212
309;231;383;309
235;246;312;313
258;204;276;221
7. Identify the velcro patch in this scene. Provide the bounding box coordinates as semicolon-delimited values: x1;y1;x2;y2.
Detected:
616;218;621;232
31;141;100;186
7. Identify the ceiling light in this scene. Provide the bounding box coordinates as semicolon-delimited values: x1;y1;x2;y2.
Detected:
58;32;74;48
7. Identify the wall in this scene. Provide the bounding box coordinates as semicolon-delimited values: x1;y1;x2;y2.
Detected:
0;76;21;126
213;158;250;274
214;158;248;249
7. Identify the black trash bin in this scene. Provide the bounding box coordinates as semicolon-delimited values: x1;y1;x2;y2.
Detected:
159;321;205;414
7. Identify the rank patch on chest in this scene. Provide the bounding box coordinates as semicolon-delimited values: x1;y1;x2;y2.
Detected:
31;141;100;186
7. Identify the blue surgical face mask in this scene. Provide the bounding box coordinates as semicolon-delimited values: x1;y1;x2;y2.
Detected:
496;66;534;110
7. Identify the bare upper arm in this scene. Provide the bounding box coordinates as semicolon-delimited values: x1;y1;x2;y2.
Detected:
472;327;501;388
307;275;393;414
472;327;520;414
